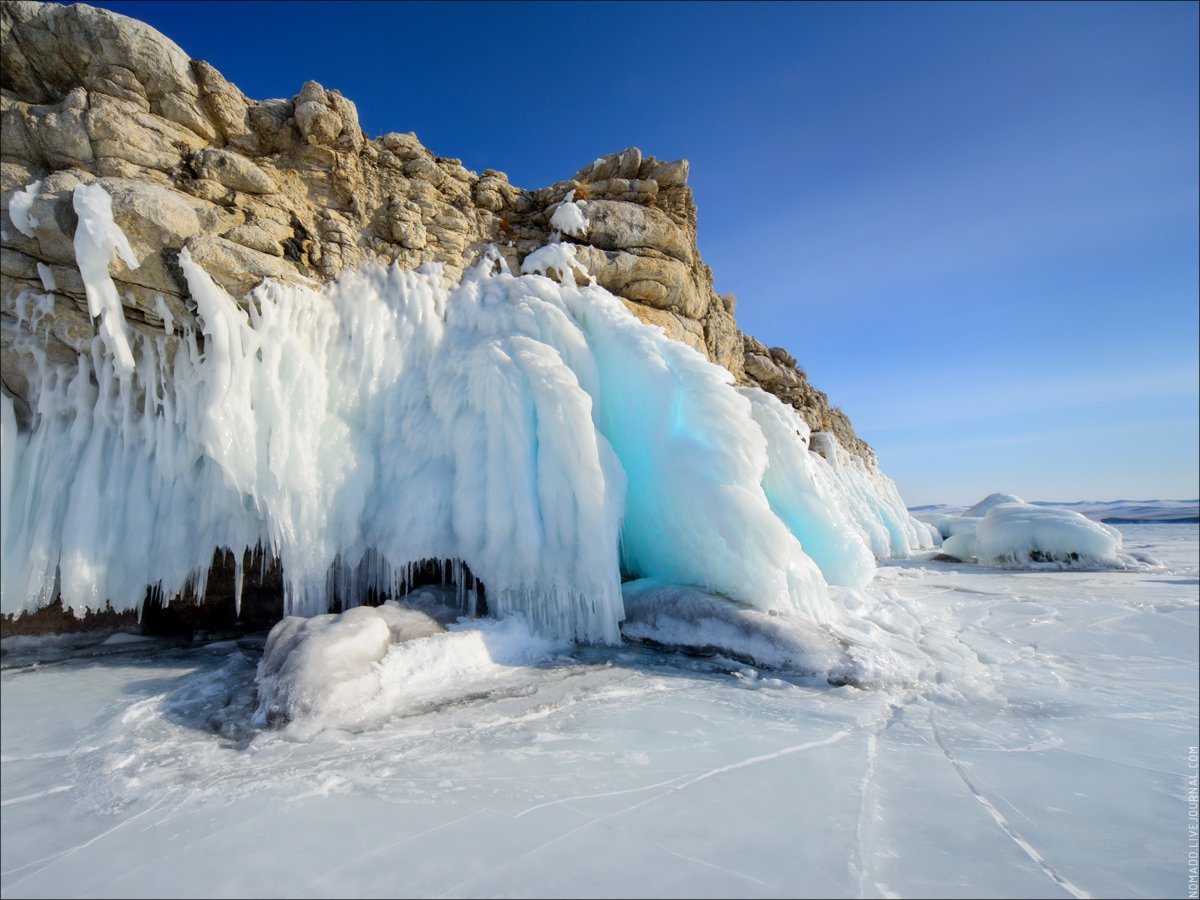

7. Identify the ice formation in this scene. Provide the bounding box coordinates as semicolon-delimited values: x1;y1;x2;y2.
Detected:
620;578;852;678
255;592;561;737
930;497;1135;568
1;184;936;642
35;263;56;293
7;179;41;238
71;183;139;374
548;191;589;238
746;390;937;586
255;600;444;730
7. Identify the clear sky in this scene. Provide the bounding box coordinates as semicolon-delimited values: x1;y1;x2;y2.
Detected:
80;1;1199;505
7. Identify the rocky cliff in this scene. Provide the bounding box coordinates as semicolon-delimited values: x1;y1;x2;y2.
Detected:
0;0;872;465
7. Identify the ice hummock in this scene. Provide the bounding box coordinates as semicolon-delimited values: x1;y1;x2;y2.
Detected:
1;184;935;642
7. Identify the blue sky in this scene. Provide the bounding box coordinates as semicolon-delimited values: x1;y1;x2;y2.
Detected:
83;1;1198;505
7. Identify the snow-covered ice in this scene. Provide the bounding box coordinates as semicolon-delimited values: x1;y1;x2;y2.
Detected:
2;523;1195;898
253;595;565;740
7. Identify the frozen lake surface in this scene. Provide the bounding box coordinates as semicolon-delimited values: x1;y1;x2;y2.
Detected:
2;524;1196;899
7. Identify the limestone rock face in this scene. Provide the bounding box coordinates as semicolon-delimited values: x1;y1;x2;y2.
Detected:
0;0;872;463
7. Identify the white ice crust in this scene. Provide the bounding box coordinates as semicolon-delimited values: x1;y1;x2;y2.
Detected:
962;491;1025;517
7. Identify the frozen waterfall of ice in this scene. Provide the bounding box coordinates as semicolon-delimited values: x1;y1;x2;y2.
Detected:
1;183;935;643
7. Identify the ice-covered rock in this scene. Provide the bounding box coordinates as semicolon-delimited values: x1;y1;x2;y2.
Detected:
71;182;139;374
548;191;588;238
939;501;1132;568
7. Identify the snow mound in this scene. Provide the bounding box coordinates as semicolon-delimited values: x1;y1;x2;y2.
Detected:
940;502;1136;568
620;579;854;681
255;602;561;738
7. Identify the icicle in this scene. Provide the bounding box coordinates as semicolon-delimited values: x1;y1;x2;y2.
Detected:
72;184;139;376
234;552;244;618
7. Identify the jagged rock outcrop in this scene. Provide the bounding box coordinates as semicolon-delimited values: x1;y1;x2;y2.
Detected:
0;0;871;462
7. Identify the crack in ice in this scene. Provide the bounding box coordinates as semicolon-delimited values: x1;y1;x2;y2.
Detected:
513;772;693;818
852;703;905;899
671;728;854;791
0;785;72;808
0;794;171;888
930;710;1092;899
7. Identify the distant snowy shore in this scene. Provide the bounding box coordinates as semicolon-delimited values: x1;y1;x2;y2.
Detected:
911;497;1199;524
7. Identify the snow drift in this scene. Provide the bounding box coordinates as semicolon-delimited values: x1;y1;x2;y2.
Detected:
1;183;934;643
